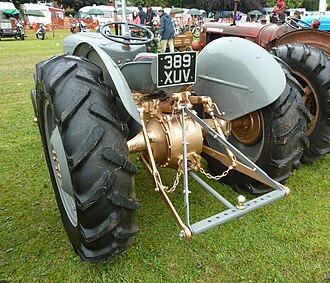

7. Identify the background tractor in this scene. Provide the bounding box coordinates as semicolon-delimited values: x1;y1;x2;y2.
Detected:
31;5;310;262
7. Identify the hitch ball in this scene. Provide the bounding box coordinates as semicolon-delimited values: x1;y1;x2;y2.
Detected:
236;195;246;210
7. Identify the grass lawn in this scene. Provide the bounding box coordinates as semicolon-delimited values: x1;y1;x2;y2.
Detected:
0;29;329;282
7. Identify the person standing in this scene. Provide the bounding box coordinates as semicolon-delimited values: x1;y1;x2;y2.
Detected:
274;0;285;22
214;12;220;22
265;13;271;24
146;6;157;30
132;10;140;24
289;11;301;28
158;9;175;53
138;5;146;25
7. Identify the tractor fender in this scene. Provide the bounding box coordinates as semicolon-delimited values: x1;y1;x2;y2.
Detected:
193;37;286;121
275;29;330;54
68;41;142;139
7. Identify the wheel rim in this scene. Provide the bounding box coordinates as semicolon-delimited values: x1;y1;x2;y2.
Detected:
207;111;264;162
228;111;264;161
292;71;319;136
231;111;262;145
44;100;78;227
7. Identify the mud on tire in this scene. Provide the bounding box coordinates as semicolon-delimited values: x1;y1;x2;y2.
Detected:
272;44;330;163
204;71;309;194
33;55;139;262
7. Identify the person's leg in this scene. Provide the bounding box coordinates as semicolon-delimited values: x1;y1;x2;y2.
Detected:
161;39;167;53
168;38;174;52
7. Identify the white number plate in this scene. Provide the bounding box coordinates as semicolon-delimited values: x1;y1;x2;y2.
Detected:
157;52;197;88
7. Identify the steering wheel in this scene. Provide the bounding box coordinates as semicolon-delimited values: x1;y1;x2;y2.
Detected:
100;22;154;45
285;17;312;29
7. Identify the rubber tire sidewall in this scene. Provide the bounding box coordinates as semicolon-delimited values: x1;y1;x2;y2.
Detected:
34;55;138;262
272;44;330;163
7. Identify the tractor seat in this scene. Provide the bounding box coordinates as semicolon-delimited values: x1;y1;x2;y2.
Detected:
134;52;157;62
120;53;158;93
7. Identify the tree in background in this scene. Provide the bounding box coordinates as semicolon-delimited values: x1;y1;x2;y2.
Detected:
265;0;330;10
59;0;109;10
11;0;328;13
302;0;323;10
239;0;265;12
195;0;265;13
196;0;220;11
129;0;171;8
266;0;303;9
11;0;38;8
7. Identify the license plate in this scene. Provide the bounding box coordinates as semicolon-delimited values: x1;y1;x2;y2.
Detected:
157;52;197;88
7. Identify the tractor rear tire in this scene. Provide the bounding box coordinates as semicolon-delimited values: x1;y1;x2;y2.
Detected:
272;44;330;163
204;71;308;194
33;54;139;262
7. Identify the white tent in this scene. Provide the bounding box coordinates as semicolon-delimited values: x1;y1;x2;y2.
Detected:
79;5;116;24
20;3;52;25
0;1;16;10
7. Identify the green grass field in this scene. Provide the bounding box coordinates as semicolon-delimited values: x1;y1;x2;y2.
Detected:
0;29;329;282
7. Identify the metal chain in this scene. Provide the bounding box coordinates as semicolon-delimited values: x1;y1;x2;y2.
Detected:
165;164;233;193
199;166;233;181
165;170;182;193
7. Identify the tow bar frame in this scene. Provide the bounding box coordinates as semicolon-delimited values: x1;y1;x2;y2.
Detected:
139;100;290;239
181;106;289;237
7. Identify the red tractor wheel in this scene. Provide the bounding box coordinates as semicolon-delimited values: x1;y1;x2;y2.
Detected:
272;44;330;163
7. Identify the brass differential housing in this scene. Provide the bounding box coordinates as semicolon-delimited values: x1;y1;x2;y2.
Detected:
128;113;203;170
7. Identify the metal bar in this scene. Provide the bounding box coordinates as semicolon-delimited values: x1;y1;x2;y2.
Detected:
203;145;283;190
188;171;235;209
138;110;192;238
184;107;289;194
181;106;191;227
190;189;285;235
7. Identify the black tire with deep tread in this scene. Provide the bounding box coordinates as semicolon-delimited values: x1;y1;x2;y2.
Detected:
33;54;139;262
204;70;309;194
271;44;330;163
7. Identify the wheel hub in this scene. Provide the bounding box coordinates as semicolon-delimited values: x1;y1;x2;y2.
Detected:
44;100;78;227
296;75;319;136
48;126;77;227
231;111;262;145
52;149;62;182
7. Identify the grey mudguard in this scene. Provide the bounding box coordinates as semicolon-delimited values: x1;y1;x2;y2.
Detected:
63;33;143;139
193;37;286;121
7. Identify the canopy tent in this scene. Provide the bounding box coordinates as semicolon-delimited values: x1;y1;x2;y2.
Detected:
87;8;104;15
25;10;45;17
247;10;263;16
48;7;65;19
187;8;201;16
20;3;52;25
1;8;20;15
117;8;132;15
170;8;184;14
0;8;23;19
